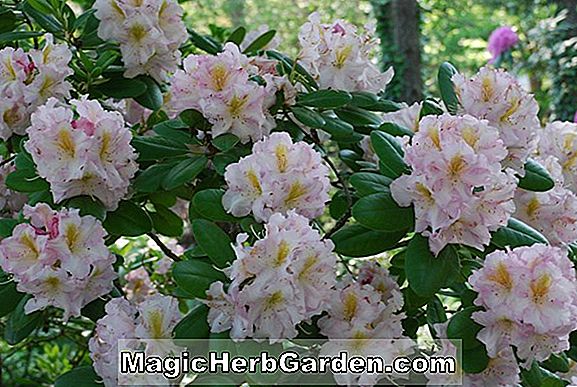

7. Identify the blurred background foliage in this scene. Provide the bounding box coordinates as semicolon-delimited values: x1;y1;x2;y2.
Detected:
4;0;577;384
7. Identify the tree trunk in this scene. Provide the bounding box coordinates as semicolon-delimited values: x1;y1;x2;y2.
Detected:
391;0;422;103
371;0;422;103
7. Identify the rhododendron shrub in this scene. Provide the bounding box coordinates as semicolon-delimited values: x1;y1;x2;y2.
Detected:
1;2;577;387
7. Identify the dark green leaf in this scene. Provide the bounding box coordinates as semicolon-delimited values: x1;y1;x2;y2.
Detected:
438;62;460;114
320;114;354;139
191;219;235;268
173;303;211;339
133;161;181;193
0;218;19;238
265;50;318;89
331;224;406;257
518;158;555;192
405;235;459;298
94;78;147;99
335;106;381;126
6;169;49;192
291;106;326;128
242;29;276;53
212;134;239;152
226;26;246;45
162;156;207;190
349;172;392;197
446;306;484;350
189;29;222;54
352;192;413;232
149;205;183;237
379;122;414;137
0;281;25;318
134;76;163;111
192;189;237;222
172;260;226;298
54;366;101;387
0;31;44;45
66;196;106;221
4;296;42;345
22;1;62;33
132;136;190;161
298;90;352;109
103;201;152;236
491;217;548;248
370;130;408;179
348;92;379;108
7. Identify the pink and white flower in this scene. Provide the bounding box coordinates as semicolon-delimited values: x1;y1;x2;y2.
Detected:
0;203;116;320
223;132;330;222
25;97;138;210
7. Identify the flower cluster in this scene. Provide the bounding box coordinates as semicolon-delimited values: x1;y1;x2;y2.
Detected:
223;132;330;222
453;66;540;174
391;114;517;255
538;121;577;193
89;294;182;386
0;34;72;140
319;262;404;340
25;97;138;210
427;322;520;386
168;43;277;143
470;244;577;367
298;12;394;92
0;158;27;216
0;203;116;320
514;156;577;245
123;267;156;303
94;0;187;82
487;26;519;63
204;211;337;342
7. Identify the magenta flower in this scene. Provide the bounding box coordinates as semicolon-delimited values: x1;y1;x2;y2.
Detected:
488;26;519;63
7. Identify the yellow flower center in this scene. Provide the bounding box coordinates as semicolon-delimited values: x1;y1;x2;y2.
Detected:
275;144;289;173
343;292;358;321
56;130;76;158
530;273;552;305
487;262;513;291
284;181;307;205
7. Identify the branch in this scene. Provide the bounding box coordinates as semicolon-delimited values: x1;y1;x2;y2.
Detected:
147;233;181;261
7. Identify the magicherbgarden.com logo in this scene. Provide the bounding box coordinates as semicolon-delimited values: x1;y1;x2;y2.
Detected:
115;339;462;385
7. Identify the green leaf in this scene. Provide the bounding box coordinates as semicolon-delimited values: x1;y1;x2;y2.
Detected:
405;235;459;298
212;134;239;152
172;261;226;299
191;219;235;268
103;201;152;236
149;205;183;237
426;296;447;331
94;78;147;99
348;92;379;108
189;29;222;54
438;62;460;114
370;130;408;179
521;361;567;387
335;106;381;126
226;26;246;45
242;29;276;53
420;99;443;117
291;106;326;128
173;303;211;340
162;156;207;190
191;189;237;222
363;98;404;112
5;169;49;192
131;136;190;161
0;280;25;318
0;218;19;238
461;345;490;374
134;76;163;111
54;366;101;387
4;296;42;345
298;90;352;109
66;196;106;221
191;375;237;386
349;172;392;197
380;122;414;137
133;161;180;193
518;158;555;192
265;50;318;89
446;306;484;350
352;192;413;232
22;1;62;33
0;31;44;45
331;224;406;257
0;8;18;34
320;114;354;139
491;217;548;248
